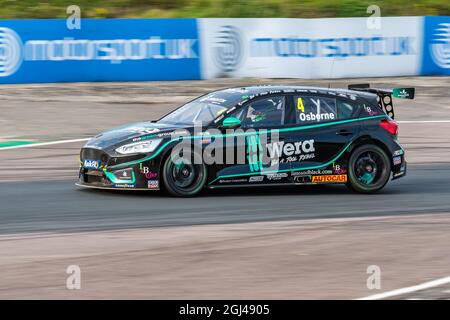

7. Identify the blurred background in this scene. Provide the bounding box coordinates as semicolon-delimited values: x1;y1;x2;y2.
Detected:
0;0;449;300
0;0;449;18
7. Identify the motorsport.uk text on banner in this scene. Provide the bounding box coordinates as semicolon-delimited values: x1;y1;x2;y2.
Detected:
199;17;423;79
0;18;200;83
0;17;449;83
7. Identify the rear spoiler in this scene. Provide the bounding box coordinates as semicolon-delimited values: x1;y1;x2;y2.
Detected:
348;83;415;119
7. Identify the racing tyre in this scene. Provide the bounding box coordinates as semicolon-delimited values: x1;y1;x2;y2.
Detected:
347;144;391;194
162;149;207;197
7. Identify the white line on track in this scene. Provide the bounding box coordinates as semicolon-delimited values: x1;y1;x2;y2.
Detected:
0;138;90;151
398;120;450;123
356;276;450;300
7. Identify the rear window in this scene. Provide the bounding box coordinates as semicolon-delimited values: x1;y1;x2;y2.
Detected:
337;99;360;119
294;95;337;124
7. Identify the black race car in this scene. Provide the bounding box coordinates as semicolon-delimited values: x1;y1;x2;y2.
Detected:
76;84;413;196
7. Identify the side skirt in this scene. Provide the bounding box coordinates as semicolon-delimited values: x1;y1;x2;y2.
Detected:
207;182;346;189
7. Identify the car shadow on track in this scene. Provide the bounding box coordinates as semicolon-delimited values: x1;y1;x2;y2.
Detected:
75;183;400;198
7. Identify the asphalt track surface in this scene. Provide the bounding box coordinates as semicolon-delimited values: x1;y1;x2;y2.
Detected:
1;164;448;235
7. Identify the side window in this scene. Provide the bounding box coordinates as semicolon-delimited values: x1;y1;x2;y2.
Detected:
337;99;359;119
294;95;337;124
239;96;286;128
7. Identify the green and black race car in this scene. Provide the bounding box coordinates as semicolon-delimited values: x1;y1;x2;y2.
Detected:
76;84;413;196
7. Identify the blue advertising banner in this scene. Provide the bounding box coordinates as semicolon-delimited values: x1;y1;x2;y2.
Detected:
0;18;200;83
421;16;450;75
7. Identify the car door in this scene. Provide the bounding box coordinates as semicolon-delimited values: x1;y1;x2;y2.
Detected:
284;94;361;183
211;95;290;185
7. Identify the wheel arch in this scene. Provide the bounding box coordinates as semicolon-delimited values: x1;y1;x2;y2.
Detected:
157;140;208;194
348;135;393;168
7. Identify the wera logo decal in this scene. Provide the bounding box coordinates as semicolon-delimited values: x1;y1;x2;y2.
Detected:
266;140;315;157
247;136;316;171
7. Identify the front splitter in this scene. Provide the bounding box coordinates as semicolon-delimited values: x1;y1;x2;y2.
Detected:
75;182;158;191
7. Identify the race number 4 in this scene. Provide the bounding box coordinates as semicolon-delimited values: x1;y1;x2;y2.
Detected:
297;97;305;113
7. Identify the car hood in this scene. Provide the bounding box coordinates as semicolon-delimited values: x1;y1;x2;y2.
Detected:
84;121;189;150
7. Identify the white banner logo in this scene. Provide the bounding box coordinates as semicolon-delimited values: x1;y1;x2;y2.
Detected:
431;23;450;69
214;25;243;72
0;27;23;77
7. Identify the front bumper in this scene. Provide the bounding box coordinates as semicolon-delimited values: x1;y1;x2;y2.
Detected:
77;165;161;190
77;148;162;190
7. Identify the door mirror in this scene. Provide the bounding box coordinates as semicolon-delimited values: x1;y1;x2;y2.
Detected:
221;117;241;129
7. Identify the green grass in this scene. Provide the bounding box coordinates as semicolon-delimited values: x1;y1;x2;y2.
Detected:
0;0;448;19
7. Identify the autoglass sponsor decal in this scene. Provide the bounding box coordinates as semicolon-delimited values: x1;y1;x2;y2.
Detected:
83;159;100;169
312;175;347;183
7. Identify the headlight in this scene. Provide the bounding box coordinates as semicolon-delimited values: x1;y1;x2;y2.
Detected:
115;139;162;155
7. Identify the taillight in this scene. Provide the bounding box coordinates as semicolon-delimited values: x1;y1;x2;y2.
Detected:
380;119;398;135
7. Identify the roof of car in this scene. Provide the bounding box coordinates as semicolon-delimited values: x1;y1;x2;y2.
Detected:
217;85;377;101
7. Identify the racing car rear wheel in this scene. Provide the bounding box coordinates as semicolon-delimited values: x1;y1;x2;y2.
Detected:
162;150;207;197
347;144;391;193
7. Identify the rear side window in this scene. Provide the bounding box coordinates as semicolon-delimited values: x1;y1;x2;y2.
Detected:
294;95;337;124
337;99;359;119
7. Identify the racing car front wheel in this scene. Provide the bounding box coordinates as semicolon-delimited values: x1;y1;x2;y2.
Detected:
347;144;391;194
162;150;207;197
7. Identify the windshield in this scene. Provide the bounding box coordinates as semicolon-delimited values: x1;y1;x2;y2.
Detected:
159;90;245;125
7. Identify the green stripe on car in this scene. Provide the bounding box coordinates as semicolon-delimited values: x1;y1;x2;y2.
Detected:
108;115;385;170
